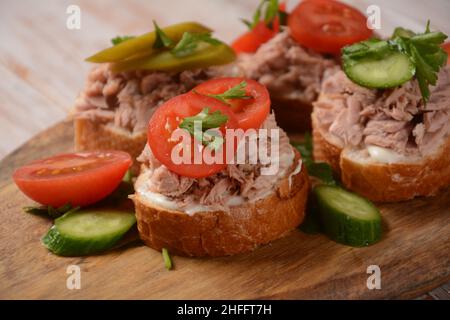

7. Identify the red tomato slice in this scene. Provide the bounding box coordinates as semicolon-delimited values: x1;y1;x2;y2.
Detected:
442;42;450;65
288;0;373;55
231;3;286;54
193;77;270;130
147;92;240;178
13;151;132;207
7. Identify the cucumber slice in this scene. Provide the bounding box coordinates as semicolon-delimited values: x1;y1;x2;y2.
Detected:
313;185;381;247
344;51;415;89
42;209;136;256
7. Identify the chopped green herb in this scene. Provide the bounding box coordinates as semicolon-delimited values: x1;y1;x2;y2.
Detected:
162;248;173;270
392;27;415;39
179;107;228;150
23;205;49;216
203;81;252;104
122;169;133;184
171;32;222;58
111;35;135;46
291;133;336;185
264;0;279;25
391;21;447;103
240;18;253;30
241;0;286;30
152;21;174;49
23;203;80;219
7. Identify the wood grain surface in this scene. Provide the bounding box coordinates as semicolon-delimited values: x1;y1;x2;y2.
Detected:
1;0;450;158
0;121;448;299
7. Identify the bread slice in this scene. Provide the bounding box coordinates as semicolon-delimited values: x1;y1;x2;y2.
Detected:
132;151;309;257
312;112;450;202
74;118;146;174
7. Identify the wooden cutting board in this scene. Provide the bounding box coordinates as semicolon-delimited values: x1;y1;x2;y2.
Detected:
0;120;449;299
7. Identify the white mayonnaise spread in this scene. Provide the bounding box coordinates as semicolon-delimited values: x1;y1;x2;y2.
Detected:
367;145;405;163
137;147;298;215
288;159;303;188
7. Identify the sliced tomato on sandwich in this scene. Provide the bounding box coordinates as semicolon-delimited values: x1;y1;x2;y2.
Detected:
288;0;373;55
13;151;132;207
193;77;270;130
147;92;240;178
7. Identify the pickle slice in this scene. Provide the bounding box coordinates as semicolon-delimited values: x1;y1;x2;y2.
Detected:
111;43;236;73
86;22;212;63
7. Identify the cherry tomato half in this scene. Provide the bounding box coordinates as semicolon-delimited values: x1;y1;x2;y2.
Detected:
288;0;373;55
193;77;270;130
13;151;132;207
147;92;240;178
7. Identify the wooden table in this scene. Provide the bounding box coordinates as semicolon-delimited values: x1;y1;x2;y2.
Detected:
0;0;449;299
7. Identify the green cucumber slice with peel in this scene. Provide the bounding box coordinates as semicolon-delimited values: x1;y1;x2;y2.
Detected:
42;209;136;256
313;185;382;247
344;51;415;89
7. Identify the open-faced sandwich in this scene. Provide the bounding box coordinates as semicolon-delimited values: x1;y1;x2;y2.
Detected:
132;77;309;256
313;24;450;202
72;22;237;172
232;0;373;131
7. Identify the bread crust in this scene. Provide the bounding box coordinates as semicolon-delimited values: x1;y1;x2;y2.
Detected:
340;138;450;202
312;109;450;202
74;118;146;174
311;112;342;174
133;151;309;257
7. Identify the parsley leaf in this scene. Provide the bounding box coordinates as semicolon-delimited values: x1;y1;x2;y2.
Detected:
343;22;447;103
391;22;447;103
292;133;336;185
179;108;228;150
171;32;222;58
203;81;252;104
242;0;286;30
153;21;174;49
392;27;415;39
111;35;135;46
264;0;279;26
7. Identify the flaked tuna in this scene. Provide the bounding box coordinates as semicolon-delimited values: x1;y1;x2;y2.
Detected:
237;30;337;105
137;113;296;210
73;64;217;133
314;67;450;155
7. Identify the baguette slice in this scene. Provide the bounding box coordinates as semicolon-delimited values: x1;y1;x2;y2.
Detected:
132;151;309;257
74;118;146;174
312;112;450;202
